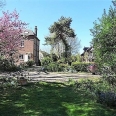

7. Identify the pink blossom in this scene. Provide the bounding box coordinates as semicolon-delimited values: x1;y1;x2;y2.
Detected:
0;9;28;56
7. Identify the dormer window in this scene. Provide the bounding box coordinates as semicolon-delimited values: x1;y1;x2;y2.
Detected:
24;31;29;34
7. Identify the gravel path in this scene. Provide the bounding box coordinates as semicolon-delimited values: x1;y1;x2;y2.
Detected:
28;72;100;82
0;72;100;82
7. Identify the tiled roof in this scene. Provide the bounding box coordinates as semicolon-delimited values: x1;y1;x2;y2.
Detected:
21;29;35;36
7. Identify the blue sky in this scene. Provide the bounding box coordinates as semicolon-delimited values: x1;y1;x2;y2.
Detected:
0;0;114;53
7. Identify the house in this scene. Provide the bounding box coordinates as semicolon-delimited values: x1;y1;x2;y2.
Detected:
81;46;94;62
15;26;40;65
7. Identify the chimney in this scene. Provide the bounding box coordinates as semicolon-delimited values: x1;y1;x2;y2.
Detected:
35;26;37;36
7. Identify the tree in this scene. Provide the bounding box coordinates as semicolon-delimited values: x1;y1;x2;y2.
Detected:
66;37;81;55
0;0;6;9
0;10;27;62
90;5;116;73
44;16;77;59
112;0;116;6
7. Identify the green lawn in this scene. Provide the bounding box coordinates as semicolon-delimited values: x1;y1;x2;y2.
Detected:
0;81;116;116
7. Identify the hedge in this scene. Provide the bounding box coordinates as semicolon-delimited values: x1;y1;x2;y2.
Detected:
72;62;94;72
43;62;69;72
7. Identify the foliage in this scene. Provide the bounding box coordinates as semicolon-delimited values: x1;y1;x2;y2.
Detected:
7;65;21;72
44;16;77;58
102;75;116;86
41;55;76;72
59;63;69;68
51;53;58;62
46;62;69;72
74;79;116;108
90;5;116;75
66;37;81;55
72;62;94;72
76;54;82;62
0;58;21;71
71;54;81;62
26;60;35;67
0;76;18;89
71;55;77;62
47;62;59;72
0;10;27;60
57;57;66;64
0;70;30;89
41;57;52;66
19;62;27;69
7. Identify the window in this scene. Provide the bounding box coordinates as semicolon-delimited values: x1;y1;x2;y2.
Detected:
19;54;24;59
20;40;24;47
28;55;31;59
24;31;29;34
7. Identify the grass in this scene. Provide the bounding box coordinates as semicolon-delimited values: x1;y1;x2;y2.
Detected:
0;81;116;116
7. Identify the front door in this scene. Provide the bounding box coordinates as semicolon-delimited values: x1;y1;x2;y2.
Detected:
24;54;28;62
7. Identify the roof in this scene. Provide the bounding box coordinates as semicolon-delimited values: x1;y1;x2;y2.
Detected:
83;47;89;51
21;29;40;41
86;46;92;52
81;46;93;55
21;29;35;36
81;53;84;56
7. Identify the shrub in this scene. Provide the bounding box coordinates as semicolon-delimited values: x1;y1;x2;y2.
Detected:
71;54;81;62
0;58;21;72
7;65;21;72
0;76;18;89
74;79;116;107
46;62;68;72
95;80;116;107
0;58;10;71
72;62;94;72
41;57;52;66
57;58;66;64
59;63;69;72
26;60;35;67
19;62;27;69
47;62;59;72
51;53;58;62
96;91;116;107
45;61;71;72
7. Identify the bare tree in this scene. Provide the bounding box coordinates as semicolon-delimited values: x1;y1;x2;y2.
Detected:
66;37;81;55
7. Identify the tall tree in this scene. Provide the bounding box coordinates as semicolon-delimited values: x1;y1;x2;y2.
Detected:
0;10;27;60
90;5;116;73
44;16;76;58
66;37;81;55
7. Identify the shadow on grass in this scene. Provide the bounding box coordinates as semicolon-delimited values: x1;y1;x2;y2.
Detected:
0;82;116;116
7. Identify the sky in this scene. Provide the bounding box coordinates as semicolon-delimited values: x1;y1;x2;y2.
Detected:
0;0;114;54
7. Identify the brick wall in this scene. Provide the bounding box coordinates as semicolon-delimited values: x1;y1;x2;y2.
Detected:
16;35;34;65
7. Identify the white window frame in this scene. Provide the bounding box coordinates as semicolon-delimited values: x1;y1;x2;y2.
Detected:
19;54;24;60
20;40;24;47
